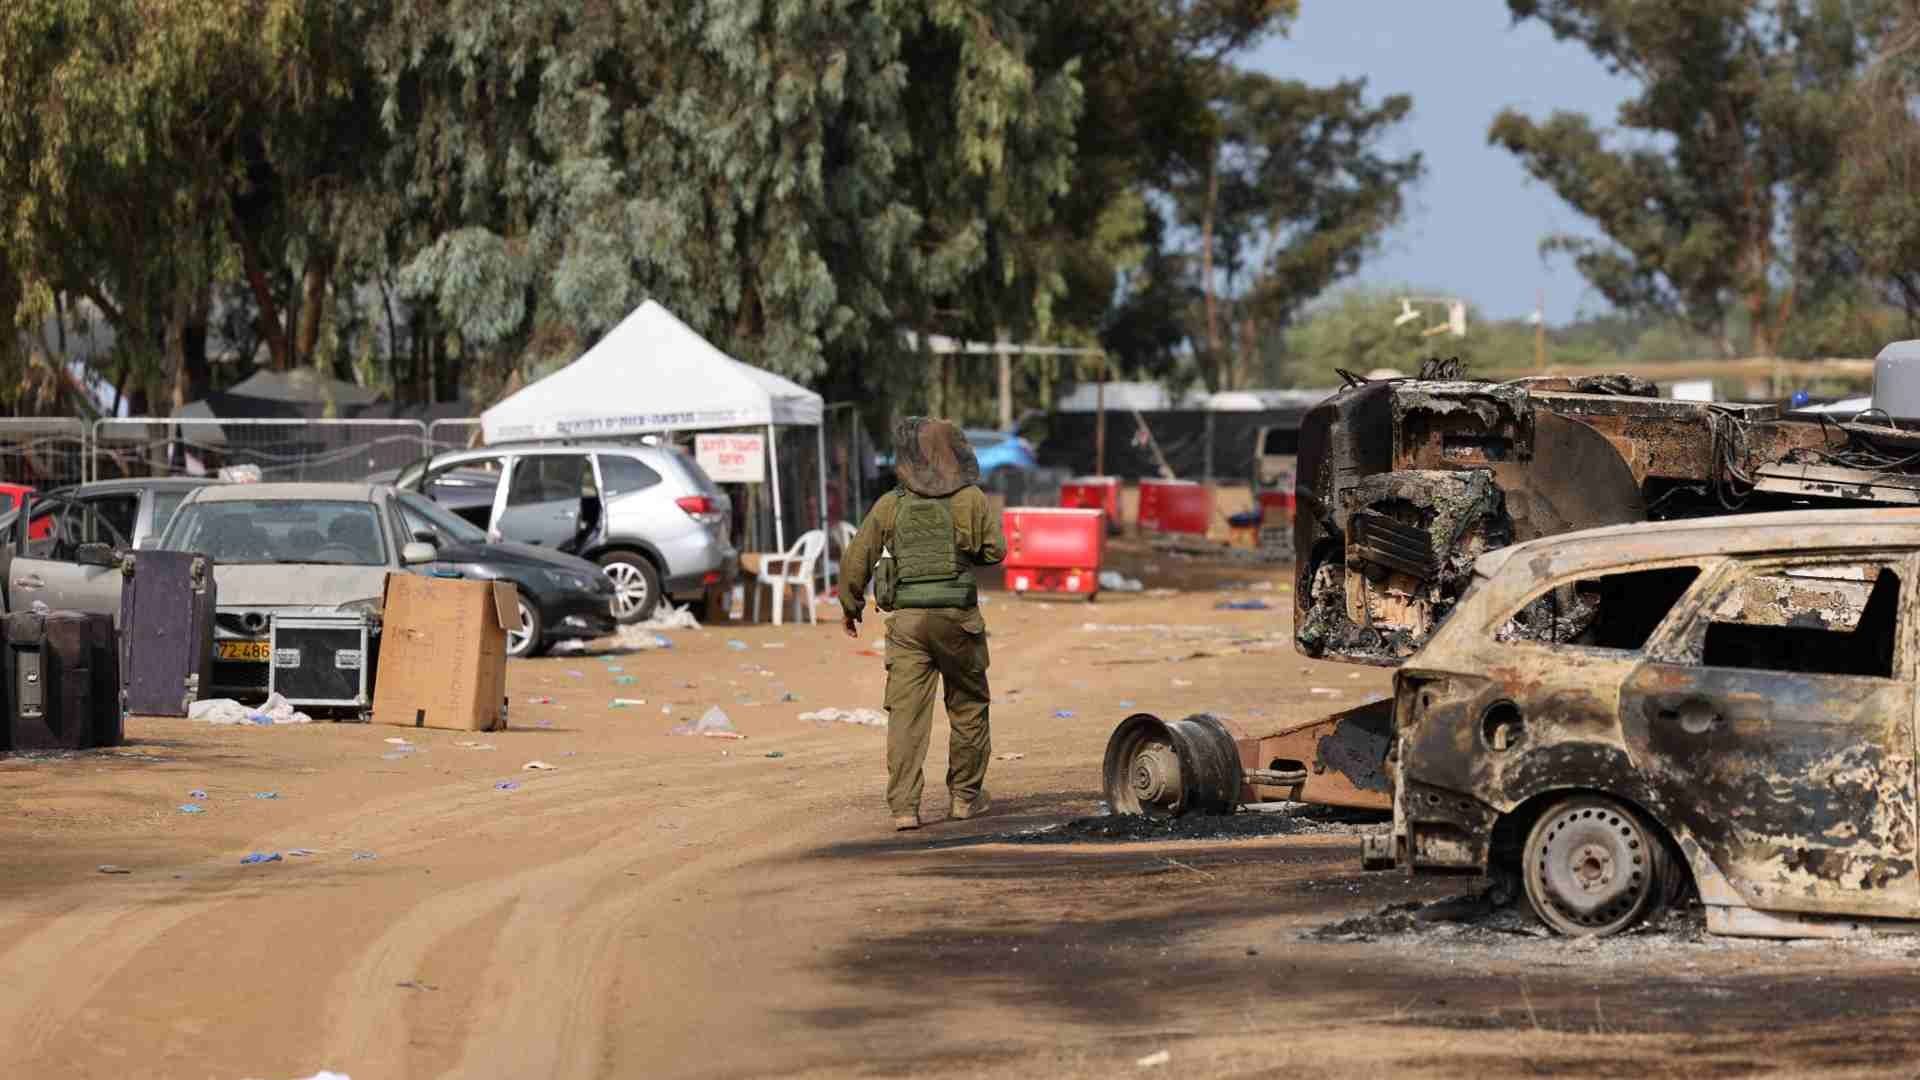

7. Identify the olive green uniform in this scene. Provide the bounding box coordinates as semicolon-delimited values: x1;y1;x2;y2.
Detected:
840;487;1006;816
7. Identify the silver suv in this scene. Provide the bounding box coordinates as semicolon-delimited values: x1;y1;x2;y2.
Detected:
395;444;736;622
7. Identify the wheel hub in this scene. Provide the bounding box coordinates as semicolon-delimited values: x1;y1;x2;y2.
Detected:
1536;806;1648;928
1130;743;1181;805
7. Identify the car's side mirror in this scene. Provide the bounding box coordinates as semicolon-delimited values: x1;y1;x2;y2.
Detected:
413;529;438;544
401;541;439;564
75;542;117;568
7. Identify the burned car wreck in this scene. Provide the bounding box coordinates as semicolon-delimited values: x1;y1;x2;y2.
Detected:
1364;508;1920;939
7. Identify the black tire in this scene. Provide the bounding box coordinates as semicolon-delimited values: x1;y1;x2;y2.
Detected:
1522;794;1672;937
506;590;545;659
598;552;661;624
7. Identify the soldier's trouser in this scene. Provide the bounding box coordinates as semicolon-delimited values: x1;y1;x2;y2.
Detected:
883;607;991;815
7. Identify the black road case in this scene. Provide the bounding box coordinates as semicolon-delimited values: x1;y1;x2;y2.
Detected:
5;610;120;751
119;550;216;716
269;614;372;710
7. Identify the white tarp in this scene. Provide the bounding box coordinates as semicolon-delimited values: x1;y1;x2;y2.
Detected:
480;301;823;443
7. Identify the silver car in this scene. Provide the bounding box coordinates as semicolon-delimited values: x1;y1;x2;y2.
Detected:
395;444;737;622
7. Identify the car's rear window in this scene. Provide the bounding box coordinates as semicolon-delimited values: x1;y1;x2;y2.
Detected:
1496;565;1701;651
666;449;722;495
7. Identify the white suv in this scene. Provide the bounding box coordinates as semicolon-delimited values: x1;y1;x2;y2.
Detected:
395;444;736;622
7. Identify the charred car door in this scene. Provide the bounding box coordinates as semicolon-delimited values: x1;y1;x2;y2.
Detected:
1620;555;1920;918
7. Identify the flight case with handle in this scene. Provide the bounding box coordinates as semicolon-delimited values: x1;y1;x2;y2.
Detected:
119;550;216;717
4;610;121;751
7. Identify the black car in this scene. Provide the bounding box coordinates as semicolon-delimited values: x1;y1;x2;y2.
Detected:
392;491;618;656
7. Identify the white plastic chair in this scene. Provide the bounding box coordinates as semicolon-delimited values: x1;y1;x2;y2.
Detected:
823;520;858;591
750;529;827;625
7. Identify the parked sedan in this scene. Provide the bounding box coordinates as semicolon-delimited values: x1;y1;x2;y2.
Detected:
1366;508;1920;940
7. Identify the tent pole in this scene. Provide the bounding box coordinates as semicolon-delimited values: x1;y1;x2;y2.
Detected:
817;421;831;592
768;422;785;552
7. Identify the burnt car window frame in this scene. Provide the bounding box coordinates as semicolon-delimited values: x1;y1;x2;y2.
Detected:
1484;556;1716;657
1667;551;1917;683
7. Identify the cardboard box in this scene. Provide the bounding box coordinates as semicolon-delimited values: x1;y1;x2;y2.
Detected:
371;574;515;731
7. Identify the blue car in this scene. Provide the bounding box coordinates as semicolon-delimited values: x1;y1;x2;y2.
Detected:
964;429;1039;479
873;428;1038;481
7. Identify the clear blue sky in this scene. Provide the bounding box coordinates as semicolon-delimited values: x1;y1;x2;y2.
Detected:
1247;3;1638;325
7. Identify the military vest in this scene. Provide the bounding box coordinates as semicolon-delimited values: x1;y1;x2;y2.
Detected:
889;489;977;610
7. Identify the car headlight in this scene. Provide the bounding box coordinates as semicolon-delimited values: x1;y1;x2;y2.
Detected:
540;569;593;592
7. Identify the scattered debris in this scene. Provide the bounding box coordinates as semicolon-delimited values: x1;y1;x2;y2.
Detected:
609;698;647;708
252;791;279;800
1118;700;1136;709
1309;687;1342;696
671;707;746;739
527;696;554;705
1249;581;1276;592
798;707;887;728
606;665;625;672
636;604;701;631
288;849;318;857
996;753;1025;762
97;864;131;874
188;692;314;726
177;804;205;814
1137;1050;1171;1068
613;676;639;686
187;789;208;799
936;807;1380;848
765;751;785;759
454;741;496;750
1053;710;1075;719
1215;598;1270;611
239;852;283;865
352;851;378;861
522;760;557;771
1098;570;1145;592
384;737;412;746
395;979;438;992
495;781;520;791
1171;678;1193;688
727;640;749;651
566;670;585;678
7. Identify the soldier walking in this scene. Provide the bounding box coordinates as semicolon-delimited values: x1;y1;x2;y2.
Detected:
840;419;1006;830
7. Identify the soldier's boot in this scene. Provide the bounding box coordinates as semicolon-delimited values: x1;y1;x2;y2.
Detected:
893;813;922;831
949;789;990;821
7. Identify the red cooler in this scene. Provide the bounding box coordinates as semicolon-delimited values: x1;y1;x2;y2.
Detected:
1137;478;1212;536
1002;508;1105;599
1059;476;1121;534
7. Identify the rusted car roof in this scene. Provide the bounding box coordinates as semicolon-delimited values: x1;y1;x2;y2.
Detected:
1474;506;1920;583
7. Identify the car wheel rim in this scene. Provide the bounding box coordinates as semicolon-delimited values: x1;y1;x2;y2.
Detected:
508;600;535;655
1531;804;1653;934
606;562;650;618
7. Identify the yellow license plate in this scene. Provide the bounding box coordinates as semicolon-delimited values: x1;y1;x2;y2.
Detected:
217;640;271;662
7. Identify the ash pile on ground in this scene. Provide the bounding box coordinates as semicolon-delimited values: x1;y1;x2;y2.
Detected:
1310;887;1708;946
946;804;1382;847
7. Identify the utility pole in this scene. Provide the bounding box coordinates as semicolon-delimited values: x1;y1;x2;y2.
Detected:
996;328;1012;431
1534;289;1546;373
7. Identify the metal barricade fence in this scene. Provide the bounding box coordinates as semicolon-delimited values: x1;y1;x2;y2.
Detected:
91;418;431;484
0;419;90;492
426;418;485;455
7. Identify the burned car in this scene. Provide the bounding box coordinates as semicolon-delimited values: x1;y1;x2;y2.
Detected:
1363;507;1920;939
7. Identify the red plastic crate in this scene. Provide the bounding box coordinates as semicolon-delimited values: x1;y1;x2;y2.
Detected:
1002;508;1105;597
1137;479;1211;536
1058;476;1121;533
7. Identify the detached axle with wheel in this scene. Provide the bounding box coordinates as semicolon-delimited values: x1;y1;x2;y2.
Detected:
1100;700;1396;817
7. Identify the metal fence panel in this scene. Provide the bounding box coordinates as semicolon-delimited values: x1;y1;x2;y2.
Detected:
0;419;90;492
427;418;485;455
92;418;429;484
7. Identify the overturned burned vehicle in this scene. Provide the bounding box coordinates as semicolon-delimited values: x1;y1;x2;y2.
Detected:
1364;508;1920;939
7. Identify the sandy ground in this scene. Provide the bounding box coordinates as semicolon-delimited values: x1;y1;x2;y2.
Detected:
3;542;1919;1079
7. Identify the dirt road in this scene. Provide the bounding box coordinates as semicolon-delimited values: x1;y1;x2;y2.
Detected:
3;547;1918;1078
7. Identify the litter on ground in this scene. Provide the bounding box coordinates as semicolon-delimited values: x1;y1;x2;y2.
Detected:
522;760;557;770
1097;570;1144;592
672;707;747;739
188;692;313;726
239;852;282;865
177;804;205;814
97;864;130;874
495;781;520;791
798;707;887;728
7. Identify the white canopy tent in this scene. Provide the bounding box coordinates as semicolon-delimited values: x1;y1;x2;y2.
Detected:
481;300;827;551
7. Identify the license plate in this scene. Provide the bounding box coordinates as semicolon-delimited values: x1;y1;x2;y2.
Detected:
218;640;271;662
